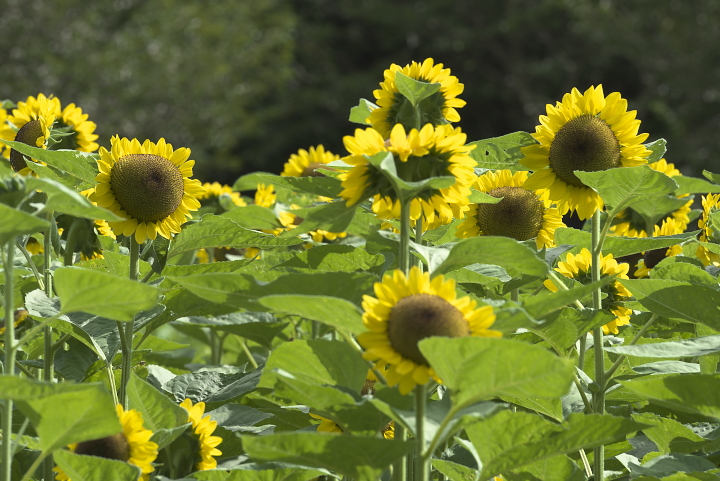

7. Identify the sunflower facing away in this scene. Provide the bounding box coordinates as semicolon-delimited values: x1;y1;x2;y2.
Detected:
180;398;223;471
199;182;247;209
49;97;99;153
610;159;692;238
456;169;565;249
54;404;158;481
339;123;477;227
6;93;57;175
357;266;500;395
634;218;685;278
521;85;651;220
281;145;339;178
369;58;466;138
544;248;632;334
697;193;720;267
90;136;204;244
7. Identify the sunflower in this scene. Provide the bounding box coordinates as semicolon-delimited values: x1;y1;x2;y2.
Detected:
610;159;692;237
357;266;500;395
49;98;99;153
54;404;158;481
25;237;43;255
0;309;28;337
697;193;720;267
310;414;344;434
634;218;685;278
544;248;632;334
521;85;651;220
179;398;223;471
369;58;466;139
281;145;339;178
0;107;14;158
455;170;565;249
6;93;57;175
90;136;204;244
199;182;246;208
340;124;476;227
255;183;276;208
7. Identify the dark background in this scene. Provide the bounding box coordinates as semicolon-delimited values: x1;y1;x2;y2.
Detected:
2;0;718;185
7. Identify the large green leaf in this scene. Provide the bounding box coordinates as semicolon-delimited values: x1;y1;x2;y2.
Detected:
280;201;357;236
54;267;161;322
0;203;50;244
25;177;123;221
620;279;720;329
432;459;477;481
0;378;121;453
703;170;720;184
349;98;377;125
395;71;441;106
632;412;710;455
673;176;720;196
575;165;678;216
259;339;367;392
629;195;695;229
466;411;646;479
54;450;140;481
554;227;698;258
232;171;343;199
274;244;384;274
258;295;364;335
176;312;286;349
432;236;548;277
419;337;574;409
467;132;536;171
364;151;456;202
619;374;720;419
606;336;720;358
1;139;99;189
241;433;415;479
190;465;327;481
626;453;717;479
523;276;614;319
168;214;303;259
165;369;262;409
221;204;282;231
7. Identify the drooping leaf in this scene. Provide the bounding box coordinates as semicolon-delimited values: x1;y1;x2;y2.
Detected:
176;312;286;349
645;139;668;163
606;336;720;358
280;201;357;236
349;98;378;125
432;459;477;481
554;227;699;259
673;176;720;196
432;236;548;277
625;452;716;479
632;412;710;455
0;203;50;244
467;132;536;172
703;170;720;185
394;71;441;107
523;276;614;319
207;404;274;434
25;177;123;221
619;374;720;420
164;369;262;409
221;204;283;231
258;295;364;335
53;450;140;481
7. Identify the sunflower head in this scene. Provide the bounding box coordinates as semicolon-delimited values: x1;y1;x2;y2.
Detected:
179;398;223;471
91;136;204;244
634;218;685;278
339;123;477;227
521;85;651;219
544;248;632;334
282;145;339;177
199;182;246;212
51;100;99;152
309;413;344;434
369;58;466;139
456;170;565;249
7;93;57;174
357;266;500;394
697;193;720;267
255;183;276;208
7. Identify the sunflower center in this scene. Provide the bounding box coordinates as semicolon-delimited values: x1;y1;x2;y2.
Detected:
301;162;327;177
387;293;468;366
643;248;667;270
361;379;376;396
548;115;622;188
74;433;130;462
10;119;44;172
110;154;184;222
475;186;544;241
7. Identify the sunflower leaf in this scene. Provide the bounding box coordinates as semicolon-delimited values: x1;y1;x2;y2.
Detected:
221;204;282;231
364;151;457;202
53;449;141;481
232;171;343;199
674;176;720;195
574;165;678;217
644;138;667;164
619;374;720;420
554;227;699;258
280;201;357;237
606;336;720;358
0;203;50;245
258;295;365;335
394;71;442;107
627;194;693;230
25;177;124;221
349;98;378;125
703;170;720;184
0;140;99;189
467;189;503;204
467;132;536;172
164;369;263;410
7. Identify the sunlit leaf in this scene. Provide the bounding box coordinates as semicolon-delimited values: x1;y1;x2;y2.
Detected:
394;71;441;107
25;177;123;221
0;203;50;244
53;450;140;481
554;227;699;258
432;236;548;277
467;132;536;172
349;98;377;125
619;374;720;420
258;295;364;335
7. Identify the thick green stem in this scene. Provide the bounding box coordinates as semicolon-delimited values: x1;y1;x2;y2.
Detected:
43;206;55;481
62;217;84;266
209;330;220;364
578;335;587;371
239;338;259;370
510;288;519;302
16;242;44;291
415;384;428;481
590;210;605;480
393;425;407;481
118;237;140;408
415;217;424;272
2;244;16;481
399;199;411;275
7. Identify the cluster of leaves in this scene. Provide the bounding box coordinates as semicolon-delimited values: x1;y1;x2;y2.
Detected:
5;85;720;481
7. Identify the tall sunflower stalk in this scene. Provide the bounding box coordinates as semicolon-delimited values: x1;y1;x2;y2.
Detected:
2;243;16;481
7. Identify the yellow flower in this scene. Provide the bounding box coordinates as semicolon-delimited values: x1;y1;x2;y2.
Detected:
281;145;339;177
369;58;466;138
6;93;57;174
0;107;15;158
339;124;477;227
50;98;99;153
199;182;247;207
90;136;204;244
309;414;344;434
179;398;223;471
0;309;28;337
255;183;276;208
357;266;500;395
309;229;347;243
521;85;651;220
544;248;632;334
455;170;565;249
634;218;685;278
611;159;692;237
54;405;158;481
697;193;720;267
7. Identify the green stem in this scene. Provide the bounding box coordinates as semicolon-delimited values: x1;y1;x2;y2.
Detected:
15;241;44;291
415;384;428;481
572;375;592;413
209;330;220;364
590;210;605;481
392;425;407;481
62;217;84;266
399;199;412;275
415;217;424;272
106;359;119;406
18;451;47;481
338;330;387;385
594;211;616;259
413;105;423;131
604;314;658;382
239;338;259;370
579;448;593;479
510;288;519;302
118;237;140;408
0;347;35;378
2;244;16;481
578;335;587;371
546;270;586;310
311;320;319;340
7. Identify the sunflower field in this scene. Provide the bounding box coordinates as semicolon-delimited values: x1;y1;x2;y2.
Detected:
3;58;720;481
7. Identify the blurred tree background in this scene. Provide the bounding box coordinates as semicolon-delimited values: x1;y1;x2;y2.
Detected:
1;0;718;185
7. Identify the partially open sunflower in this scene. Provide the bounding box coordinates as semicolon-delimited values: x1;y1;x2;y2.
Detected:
521;85;651;220
281;145;339;178
456;169;565;249
49;97;99;153
634;218;685;278
6;93;57;175
91;136;204;244
180;398;223;471
697;193;720;267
